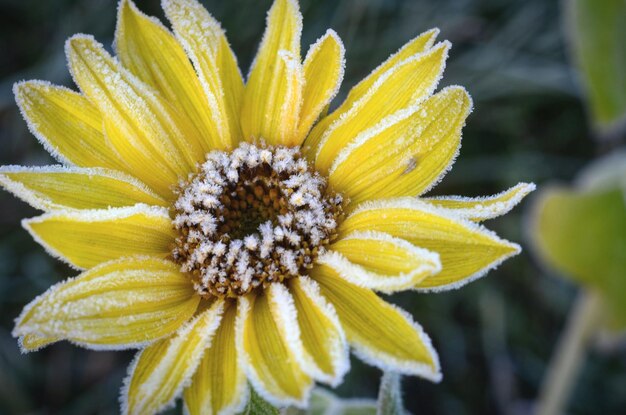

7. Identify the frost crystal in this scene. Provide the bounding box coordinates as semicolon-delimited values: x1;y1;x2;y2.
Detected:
172;142;344;298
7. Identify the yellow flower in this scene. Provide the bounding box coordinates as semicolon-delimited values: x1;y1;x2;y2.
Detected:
1;0;534;413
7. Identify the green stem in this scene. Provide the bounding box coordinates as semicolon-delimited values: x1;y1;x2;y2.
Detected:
536;290;603;415
377;372;404;415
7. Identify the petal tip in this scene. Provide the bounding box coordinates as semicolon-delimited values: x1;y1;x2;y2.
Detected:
426;27;441;36
12;79;28;99
65;32;98;52
431;39;452;57
523;182;538;193
440;84;474;112
13;79;61;110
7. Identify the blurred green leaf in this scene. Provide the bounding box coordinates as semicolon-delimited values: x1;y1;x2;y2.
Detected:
531;154;626;327
576;150;626;192
566;0;626;132
533;187;626;325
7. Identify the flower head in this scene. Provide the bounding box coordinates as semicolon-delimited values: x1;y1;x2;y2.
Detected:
1;0;534;413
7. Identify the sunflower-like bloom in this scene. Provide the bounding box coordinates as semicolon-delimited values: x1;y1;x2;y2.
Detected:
1;0;534;413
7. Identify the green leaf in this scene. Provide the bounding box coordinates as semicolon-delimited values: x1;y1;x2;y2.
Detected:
531;181;626;328
376;372;404;415
240;387;279;415
566;0;626;132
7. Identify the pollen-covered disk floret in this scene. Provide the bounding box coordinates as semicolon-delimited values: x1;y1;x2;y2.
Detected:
172;142;345;298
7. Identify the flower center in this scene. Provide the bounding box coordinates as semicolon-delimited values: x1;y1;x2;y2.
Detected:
172;143;344;298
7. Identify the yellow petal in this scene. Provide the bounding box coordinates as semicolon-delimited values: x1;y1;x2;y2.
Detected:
216;33;245;143
66;34;198;196
184;302;248;415
115;0;223;153
240;0;303;146
237;293;312;407
302;29;439;157
23;204;175;269
323;231;441;293
0;165;166;211
287;277;349;386
329;87;472;203
123;300;224;415
13;81;124;170
262;282;348;387
13;257;199;349
306;42;450;173
311;264;441;380
423;182;536;221
295;29;345;144
162;0;245;148
339;198;521;291
343;29;439;109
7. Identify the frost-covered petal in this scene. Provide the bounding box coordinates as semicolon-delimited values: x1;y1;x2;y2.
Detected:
295;30;345;144
343;29;439;110
237;293;313;408
115;0;222;153
305;42;450;173
240;0;303;146
184;302;248;415
23;204;175;269
260;282;349;387
339;198;521;291
329;87;472;203
311;264;441;381
322;231;441;293
66;35;199;196
0;165;166;211
288;277;349;386
122;300;225;415
13;257;199;349
303;28;439;157
423;182;536;221
162;0;244;148
13;81;124;170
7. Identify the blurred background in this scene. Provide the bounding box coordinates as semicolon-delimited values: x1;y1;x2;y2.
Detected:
0;0;624;414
